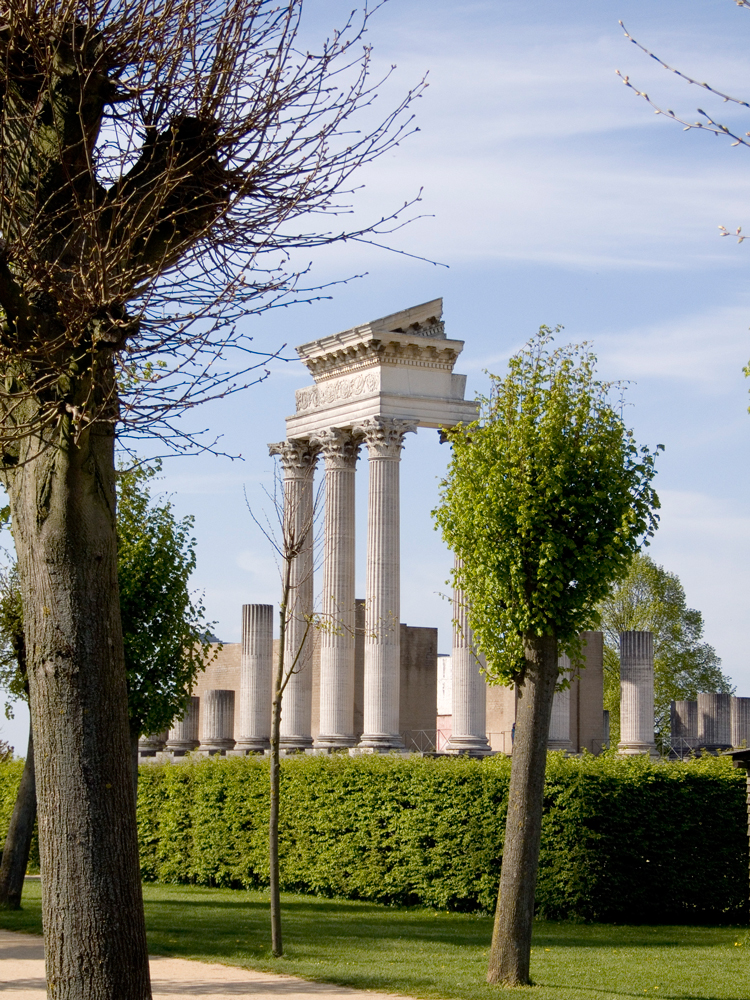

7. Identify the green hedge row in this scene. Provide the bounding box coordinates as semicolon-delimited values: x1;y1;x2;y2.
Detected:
1;753;747;921
136;752;747;922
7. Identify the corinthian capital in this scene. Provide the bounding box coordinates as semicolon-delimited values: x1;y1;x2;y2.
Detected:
268;438;319;476
354;417;417;459
313;427;362;470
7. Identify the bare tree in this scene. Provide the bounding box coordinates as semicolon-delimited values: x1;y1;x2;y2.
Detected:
0;3;422;997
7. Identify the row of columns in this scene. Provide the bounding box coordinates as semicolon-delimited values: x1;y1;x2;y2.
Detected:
266;418;415;751
671;693;750;751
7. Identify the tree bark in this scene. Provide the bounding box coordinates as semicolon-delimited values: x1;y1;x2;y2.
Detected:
487;634;558;986
3;418;152;1000
0;725;36;909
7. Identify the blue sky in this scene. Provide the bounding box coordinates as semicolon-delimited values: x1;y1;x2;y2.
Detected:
4;0;750;749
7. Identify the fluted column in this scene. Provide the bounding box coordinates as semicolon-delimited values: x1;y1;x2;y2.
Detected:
269;438;318;750
731;697;750;748
314;428;360;749
670;699;697;755
697;692;732;750
166;696;200;755
199;690;236;755
618;631;658;756
356;417;416;750
444;559;490;755
548;653;572;752
234;604;274;753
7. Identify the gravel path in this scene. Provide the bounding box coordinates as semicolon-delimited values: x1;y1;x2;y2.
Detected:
0;930;412;1000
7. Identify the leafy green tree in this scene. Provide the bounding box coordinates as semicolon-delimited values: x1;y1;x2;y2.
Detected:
117;463;216;761
433;328;661;986
597;553;734;750
0;463;214;907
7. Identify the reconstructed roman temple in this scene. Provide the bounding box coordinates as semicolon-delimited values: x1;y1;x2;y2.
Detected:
138;300;747;760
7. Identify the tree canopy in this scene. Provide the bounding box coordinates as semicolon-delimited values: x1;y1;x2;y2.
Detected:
434;328;662;683
597;552;734;749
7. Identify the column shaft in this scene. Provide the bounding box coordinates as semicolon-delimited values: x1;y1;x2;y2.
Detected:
269;439;318;750
199;689;235;755
548;653;572;752
357;418;415;750
234;604;274;753
618;631;658;756
444;559;490;755
166;696;200;755
731;696;750;748
315;430;359;748
697;691;732;750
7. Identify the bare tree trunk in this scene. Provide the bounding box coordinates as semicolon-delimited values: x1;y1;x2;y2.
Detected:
0;725;36;909
131;731;140;806
4;418;152;1000
487;634;558;987
269;592;287;959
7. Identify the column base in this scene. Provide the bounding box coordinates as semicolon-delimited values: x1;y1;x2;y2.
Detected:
617;741;659;758
313;734;357;750
279;735;314;752
231;738;271;754
198;740;236;755
165;741;199;755
547;739;574;753
443;735;493;756
355;733;405;752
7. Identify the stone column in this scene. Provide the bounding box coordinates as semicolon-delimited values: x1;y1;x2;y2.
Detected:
314;428;360;749
356;417;415;750
269;438;318;750
731;697;750;748
199;689;236;754
697;692;732;750
548;653;573;752
618;631;658;756
166;696;200;755
234;604;274;753
670;699;697;755
444;560;491;755
138;731;168;757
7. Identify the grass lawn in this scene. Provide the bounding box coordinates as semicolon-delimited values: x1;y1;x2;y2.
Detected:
1;880;747;1000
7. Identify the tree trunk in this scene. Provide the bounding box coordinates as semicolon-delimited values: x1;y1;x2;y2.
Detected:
4;419;152;1000
131;731;140;806
487;634;558;986
269;599;286;959
0;725;36;909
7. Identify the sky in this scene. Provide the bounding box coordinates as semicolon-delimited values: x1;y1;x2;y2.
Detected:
4;0;750;750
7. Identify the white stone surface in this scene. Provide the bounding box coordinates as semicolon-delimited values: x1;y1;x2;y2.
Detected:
285;299;478;437
167;696;200;754
443;564;490;755
315;429;360;748
618;631;658;756
199;690;235;754
234;604;274;752
269;439;318;751
357;418;414;749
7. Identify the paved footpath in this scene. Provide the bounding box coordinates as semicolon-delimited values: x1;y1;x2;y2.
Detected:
0;930;412;1000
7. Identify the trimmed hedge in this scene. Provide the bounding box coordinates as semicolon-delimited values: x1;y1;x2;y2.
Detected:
2;752;747;921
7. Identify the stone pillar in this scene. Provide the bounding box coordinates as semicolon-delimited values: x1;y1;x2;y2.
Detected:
138;731;168;757
199;689;236;754
444;560;490;755
670;699;697;755
548;653;573;752
356;417;415;750
314;429;360;749
618;631;658;756
269;438;318;750
731;697;750;748
234;604;274;753
166;696;200;755
697;692;732;750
